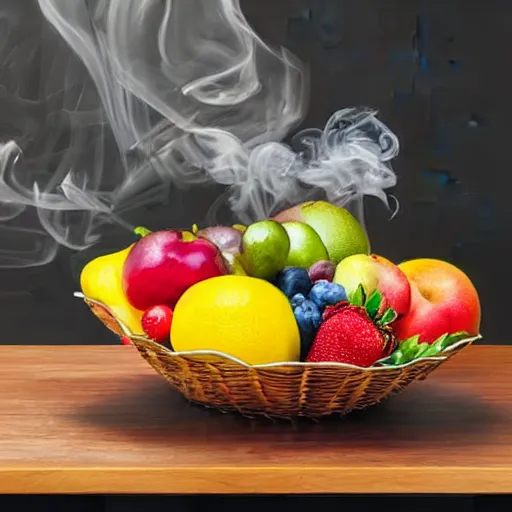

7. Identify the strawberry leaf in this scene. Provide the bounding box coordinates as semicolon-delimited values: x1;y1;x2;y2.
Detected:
377;331;470;366
377;307;397;326
365;290;382;319
349;284;366;307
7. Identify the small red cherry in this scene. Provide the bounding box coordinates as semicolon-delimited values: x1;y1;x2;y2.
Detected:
142;305;174;343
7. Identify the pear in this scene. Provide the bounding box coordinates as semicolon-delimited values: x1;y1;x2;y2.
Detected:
80;245;144;335
281;221;329;269
273;201;369;264
240;220;290;280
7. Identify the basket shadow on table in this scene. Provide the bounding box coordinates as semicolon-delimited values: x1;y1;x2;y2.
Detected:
68;372;502;450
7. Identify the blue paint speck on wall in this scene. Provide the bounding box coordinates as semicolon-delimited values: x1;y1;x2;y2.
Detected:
422;169;458;185
414;15;429;71
392;90;413;102
449;59;460;70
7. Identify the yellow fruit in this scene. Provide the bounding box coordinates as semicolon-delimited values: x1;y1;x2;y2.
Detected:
80;245;144;335
171;275;300;365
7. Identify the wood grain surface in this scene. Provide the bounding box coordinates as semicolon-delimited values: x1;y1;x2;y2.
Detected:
0;345;511;495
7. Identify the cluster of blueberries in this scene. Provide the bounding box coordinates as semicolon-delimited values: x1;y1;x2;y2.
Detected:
276;267;348;358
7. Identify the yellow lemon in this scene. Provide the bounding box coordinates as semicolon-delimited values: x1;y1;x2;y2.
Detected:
171;275;300;365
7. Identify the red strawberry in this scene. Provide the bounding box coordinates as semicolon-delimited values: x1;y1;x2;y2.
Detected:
142;305;173;343
306;302;396;366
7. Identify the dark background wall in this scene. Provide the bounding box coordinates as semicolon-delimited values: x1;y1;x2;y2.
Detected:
1;0;509;345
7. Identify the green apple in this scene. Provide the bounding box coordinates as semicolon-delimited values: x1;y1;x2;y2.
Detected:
332;253;412;318
272;200;369;264
240;220;290;280
281;221;329;269
333;254;379;298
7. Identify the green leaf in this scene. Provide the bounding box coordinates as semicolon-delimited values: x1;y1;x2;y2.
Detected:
419;333;448;358
377;331;470;366
134;226;152;237
349;284;366;307
365;290;382;319
416;342;434;358
378;348;404;365
400;334;421;359
377;307;397;326
376;335;415;365
440;331;470;350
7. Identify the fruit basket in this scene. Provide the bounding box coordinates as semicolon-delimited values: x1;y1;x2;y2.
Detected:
79;294;478;420
78;201;482;420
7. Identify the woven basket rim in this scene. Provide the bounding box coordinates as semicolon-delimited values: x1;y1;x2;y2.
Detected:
130;334;479;370
76;292;481;371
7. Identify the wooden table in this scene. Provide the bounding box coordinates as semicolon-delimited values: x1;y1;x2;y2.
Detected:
1;345;511;496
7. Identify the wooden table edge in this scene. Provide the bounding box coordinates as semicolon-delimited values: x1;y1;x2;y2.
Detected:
2;466;512;494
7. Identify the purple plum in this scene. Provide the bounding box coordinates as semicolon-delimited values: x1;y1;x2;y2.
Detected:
196;226;242;255
308;260;336;282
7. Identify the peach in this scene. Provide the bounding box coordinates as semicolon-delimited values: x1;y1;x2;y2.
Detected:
394;258;481;343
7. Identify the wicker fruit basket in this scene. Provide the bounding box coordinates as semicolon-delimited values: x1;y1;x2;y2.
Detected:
81;294;479;420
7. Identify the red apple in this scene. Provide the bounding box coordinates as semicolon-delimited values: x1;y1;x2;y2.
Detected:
393;258;481;343
122;230;230;310
371;254;411;317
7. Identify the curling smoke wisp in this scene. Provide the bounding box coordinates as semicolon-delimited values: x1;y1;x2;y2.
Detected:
0;0;398;268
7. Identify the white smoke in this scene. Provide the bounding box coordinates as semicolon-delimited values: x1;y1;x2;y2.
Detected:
0;0;398;268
